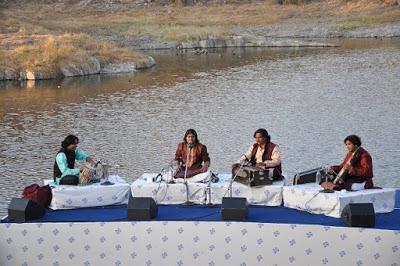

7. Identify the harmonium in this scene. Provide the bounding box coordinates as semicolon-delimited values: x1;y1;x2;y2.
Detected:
232;166;273;187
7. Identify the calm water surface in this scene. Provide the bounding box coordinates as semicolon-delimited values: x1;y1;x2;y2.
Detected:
1;39;399;215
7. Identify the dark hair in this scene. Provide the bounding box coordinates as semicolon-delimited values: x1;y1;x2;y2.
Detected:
61;135;79;149
344;135;361;146
183;129;199;144
253;128;271;142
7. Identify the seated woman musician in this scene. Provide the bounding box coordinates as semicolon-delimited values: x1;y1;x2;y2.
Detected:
321;135;373;191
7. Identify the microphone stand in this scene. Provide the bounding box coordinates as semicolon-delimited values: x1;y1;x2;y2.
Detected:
320;167;334;193
205;173;213;207
225;156;248;198
182;145;195;206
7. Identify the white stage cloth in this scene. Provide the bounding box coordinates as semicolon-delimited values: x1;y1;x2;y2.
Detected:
45;175;131;210
131;173;285;206
209;174;285;206
283;183;396;218
131;173;208;204
1;221;399;266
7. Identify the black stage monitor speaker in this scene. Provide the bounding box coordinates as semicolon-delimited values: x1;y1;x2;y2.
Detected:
341;203;375;228
127;197;158;221
8;198;46;222
221;197;248;221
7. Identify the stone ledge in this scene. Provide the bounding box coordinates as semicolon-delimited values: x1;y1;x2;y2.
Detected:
136;35;336;50
0;56;156;81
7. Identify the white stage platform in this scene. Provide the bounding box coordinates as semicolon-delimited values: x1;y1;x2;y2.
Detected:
131;173;285;206
283;183;396;218
208;174;285;205
131;173;207;204
45;175;131;209
1;221;399;266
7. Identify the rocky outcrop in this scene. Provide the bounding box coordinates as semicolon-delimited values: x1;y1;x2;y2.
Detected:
179;36;336;49
135;56;156;69
100;62;137;74
60;57;102;77
101;56;155;73
0;68;19;80
137;35;335;50
133;20;400;50
0;55;156;81
25;70;61;80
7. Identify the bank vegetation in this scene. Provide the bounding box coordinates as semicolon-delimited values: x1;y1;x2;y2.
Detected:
0;0;399;79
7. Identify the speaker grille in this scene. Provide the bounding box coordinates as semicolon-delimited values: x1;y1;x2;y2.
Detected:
221;197;248;221
127;197;158;221
8;198;46;222
341;203;375;228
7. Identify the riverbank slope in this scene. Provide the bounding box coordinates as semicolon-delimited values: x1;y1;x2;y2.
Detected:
1;0;399;80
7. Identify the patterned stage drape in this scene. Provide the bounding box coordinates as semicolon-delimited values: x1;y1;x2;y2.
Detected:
132;173;284;206
283;183;396;217
47;176;130;210
1;221;399;266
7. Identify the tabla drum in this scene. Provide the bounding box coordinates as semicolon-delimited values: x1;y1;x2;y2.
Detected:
79;166;95;185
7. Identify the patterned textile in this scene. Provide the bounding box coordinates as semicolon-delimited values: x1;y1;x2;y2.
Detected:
45;175;130;209
209;174;285;205
131;174;207;204
283;183;395;218
131;173;285;206
1;221;399;265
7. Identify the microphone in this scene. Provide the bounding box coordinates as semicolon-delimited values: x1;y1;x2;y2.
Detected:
155;168;164;182
241;154;250;163
185;143;194;166
187;142;194;149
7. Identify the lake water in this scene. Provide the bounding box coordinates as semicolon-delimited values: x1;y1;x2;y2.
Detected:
0;39;399;215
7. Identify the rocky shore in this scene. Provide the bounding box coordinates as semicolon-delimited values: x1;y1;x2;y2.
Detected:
128;22;400;50
135;35;336;50
0;56;156;81
1;0;399;81
0;35;337;81
3;21;400;81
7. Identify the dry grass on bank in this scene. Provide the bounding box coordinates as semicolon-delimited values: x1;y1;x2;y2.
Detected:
337;3;400;30
2;0;399;41
2;1;302;40
0;34;147;71
75;2;298;40
0;0;399;72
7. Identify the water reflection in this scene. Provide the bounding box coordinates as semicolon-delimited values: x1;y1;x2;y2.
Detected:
0;39;399;215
